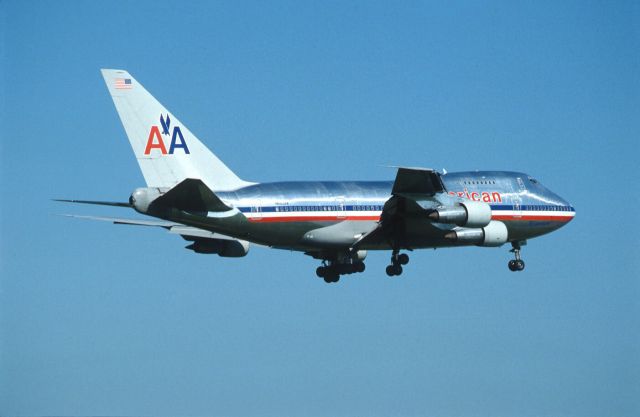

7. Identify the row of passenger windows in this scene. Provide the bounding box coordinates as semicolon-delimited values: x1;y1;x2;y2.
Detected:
463;180;496;185
259;204;570;212
276;206;337;212
522;205;572;211
273;205;383;212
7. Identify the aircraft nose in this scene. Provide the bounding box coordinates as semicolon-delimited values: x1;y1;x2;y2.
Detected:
560;198;576;224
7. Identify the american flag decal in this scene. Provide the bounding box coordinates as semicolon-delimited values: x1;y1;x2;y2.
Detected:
114;78;132;89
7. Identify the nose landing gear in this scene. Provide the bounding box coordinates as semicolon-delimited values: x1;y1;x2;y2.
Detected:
508;241;526;271
386;250;409;277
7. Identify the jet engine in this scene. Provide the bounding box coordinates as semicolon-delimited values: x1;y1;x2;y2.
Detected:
185;238;250;257
444;220;508;247
428;201;492;228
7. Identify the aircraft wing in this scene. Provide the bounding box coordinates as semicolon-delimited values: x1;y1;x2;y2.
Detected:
353;167;451;250
391;166;445;196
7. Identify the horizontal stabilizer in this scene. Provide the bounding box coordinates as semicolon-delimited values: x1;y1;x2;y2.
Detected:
61;213;249;257
59;214;239;241
59;214;175;227
53;199;131;208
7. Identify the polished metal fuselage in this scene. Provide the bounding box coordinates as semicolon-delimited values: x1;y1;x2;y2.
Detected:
173;171;575;252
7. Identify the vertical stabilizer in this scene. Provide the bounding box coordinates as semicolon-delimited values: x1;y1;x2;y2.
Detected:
101;69;252;191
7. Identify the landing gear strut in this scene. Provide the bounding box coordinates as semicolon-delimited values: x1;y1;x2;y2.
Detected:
386;250;409;277
508;241;525;271
316;260;366;283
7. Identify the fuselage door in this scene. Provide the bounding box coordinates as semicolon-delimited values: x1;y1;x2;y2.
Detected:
251;198;262;220
513;177;525;218
336;197;346;220
513;197;522;218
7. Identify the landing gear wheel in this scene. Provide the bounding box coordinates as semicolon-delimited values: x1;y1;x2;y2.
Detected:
398;253;409;265
315;254;367;282
508;241;526;272
323;271;339;283
386;264;403;276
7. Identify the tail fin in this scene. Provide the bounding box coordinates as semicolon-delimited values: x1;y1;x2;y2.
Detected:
101;69;253;191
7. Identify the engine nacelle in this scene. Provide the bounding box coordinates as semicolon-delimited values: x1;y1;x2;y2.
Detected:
186;238;250;257
352;250;367;261
336;250;367;263
129;187;162;214
444;220;508;247
428;201;492;228
479;220;509;247
460;201;492;228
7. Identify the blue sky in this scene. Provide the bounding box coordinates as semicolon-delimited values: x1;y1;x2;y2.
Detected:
1;1;638;416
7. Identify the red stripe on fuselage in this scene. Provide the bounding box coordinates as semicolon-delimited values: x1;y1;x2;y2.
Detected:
491;215;574;222
246;214;573;223
247;215;381;223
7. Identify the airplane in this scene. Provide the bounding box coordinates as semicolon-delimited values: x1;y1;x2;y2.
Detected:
57;69;576;283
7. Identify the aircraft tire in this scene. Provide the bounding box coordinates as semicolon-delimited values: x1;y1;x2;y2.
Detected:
398;254;409;265
386;264;403;276
323;270;340;283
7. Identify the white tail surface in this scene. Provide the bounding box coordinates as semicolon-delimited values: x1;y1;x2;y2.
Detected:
101;69;253;191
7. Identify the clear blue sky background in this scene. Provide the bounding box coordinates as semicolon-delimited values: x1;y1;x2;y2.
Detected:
1;1;638;416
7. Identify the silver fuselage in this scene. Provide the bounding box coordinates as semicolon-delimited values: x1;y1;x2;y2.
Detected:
170;171;574;252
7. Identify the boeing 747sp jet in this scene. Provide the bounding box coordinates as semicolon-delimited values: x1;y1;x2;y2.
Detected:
58;70;575;283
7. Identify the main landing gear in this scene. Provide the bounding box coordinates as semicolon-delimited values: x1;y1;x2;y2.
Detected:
316;260;366;283
508;241;525;272
385;250;409;277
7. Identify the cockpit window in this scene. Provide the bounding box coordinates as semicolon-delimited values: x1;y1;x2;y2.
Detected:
529;177;538;184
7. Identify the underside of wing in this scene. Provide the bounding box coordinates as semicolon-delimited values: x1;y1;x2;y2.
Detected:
355;167;506;250
355;167;453;250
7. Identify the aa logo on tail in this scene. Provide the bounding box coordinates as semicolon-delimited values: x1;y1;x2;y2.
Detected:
144;114;190;155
